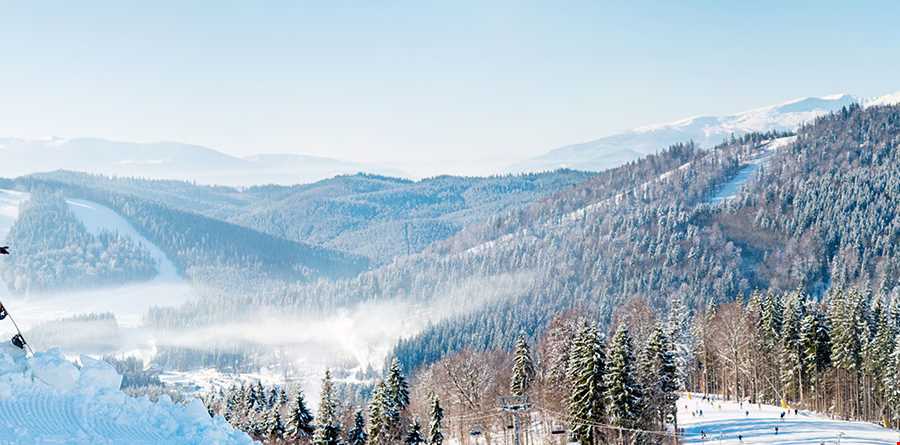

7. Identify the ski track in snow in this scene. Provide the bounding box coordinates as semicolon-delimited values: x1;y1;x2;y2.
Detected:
66;198;179;282
0;345;253;444
679;394;900;444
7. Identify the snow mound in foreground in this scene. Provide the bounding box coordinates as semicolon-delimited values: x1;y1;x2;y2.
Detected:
0;345;254;445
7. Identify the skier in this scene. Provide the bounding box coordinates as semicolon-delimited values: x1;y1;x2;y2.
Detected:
775;426;779;435
738;434;743;442
780;411;785;421
0;246;8;255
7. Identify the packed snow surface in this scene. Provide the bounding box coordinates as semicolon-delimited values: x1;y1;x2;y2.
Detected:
0;345;254;444
679;394;900;444
708;136;796;203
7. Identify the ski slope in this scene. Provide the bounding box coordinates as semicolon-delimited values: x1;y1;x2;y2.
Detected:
679;394;900;444
0;344;253;444
708;136;796;203
66;198;179;282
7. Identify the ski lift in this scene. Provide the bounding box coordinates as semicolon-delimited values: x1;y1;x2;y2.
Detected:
11;334;26;350
551;424;566;435
506;423;514;430
469;425;483;437
0;304;7;320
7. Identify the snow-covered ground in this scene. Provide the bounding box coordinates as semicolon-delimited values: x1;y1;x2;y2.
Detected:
708;136;796;203
679;394;900;444
0;344;253;444
66;199;179;282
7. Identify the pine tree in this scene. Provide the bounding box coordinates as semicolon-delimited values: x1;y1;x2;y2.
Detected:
428;394;444;445
385;358;410;439
510;334;536;396
883;339;900;427
264;406;286;442
286;388;315;440
566;323;606;445
666;295;694;390
604;325;642;437
638;323;678;430
313;370;341;445
780;291;806;402
347;409;368;445
367;381;389;445
404;418;425;445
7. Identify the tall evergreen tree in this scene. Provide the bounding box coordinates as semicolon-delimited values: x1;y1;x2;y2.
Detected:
510;334;536;396
313;370;341;445
428;394;444;445
385;358;410;439
347;409;368;445
604;325;643;436
566;323;606;445
264;406;286;442
638;323;678;430
367;381;389;445
286;388;315;440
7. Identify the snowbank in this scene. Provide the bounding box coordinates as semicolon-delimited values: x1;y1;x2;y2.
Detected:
0;344;255;444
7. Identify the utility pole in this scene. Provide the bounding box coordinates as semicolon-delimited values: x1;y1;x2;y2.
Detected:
499;395;529;445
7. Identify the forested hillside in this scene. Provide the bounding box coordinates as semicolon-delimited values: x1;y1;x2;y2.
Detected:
8;178;369;283
139;103;900;377
0;191;157;292
30;170;593;263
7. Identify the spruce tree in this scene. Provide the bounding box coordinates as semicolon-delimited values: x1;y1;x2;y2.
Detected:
604;325;642;436
385;358;410;439
638;323;678;430
264;406;286;442
566;323;606;445
666;295;694;390
347;409;368;445
313;370;341;445
510;334;536;396
286;387;315;440
780;291;806;401
367;381;389;445
404;418;425;445
428;393;444;445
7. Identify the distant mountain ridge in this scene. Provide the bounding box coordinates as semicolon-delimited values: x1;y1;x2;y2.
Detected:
0;137;406;186
513;91;900;173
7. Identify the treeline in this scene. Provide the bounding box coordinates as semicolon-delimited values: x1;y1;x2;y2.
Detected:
0;191;157;293
689;287;900;428
204;362;438;445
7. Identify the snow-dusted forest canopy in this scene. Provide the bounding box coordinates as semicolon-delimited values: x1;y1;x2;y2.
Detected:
0;191;157;292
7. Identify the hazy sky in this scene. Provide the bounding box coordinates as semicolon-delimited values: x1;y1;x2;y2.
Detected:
1;1;898;175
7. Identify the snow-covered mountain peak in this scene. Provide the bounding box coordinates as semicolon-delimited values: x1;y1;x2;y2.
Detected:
512;92;865;174
864;90;900;107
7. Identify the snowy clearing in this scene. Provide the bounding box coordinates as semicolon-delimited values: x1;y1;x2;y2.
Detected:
708;136;796;203
0;345;253;444
679;394;900;444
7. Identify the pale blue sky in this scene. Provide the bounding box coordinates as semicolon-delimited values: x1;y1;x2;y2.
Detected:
1;1;898;174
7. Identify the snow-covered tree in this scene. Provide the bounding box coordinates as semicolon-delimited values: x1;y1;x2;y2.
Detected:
404;418;425;445
347;409;368;445
638;323;678;430
286;388;315;440
312;370;341;445
428;394;444;445
566;323;606;445
604;325;642;436
510;334;535;396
